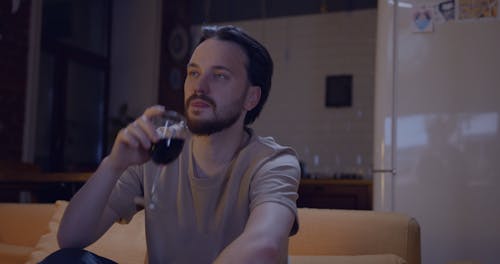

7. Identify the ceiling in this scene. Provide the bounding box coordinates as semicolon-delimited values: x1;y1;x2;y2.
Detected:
190;0;377;24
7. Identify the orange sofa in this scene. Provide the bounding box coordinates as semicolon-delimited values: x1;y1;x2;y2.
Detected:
0;201;420;264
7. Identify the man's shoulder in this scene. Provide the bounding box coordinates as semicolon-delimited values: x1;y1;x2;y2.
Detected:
254;136;287;152
247;134;298;162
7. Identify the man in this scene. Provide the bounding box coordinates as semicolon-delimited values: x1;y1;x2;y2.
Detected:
49;25;300;263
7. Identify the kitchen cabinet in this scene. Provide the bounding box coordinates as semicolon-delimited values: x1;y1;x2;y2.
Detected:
297;179;372;210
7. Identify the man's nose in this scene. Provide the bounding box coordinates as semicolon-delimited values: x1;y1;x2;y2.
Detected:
193;75;209;94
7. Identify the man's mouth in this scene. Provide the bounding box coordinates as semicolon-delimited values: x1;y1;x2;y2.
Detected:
186;94;216;109
190;99;211;108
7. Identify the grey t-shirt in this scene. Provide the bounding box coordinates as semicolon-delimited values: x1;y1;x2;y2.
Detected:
108;131;300;263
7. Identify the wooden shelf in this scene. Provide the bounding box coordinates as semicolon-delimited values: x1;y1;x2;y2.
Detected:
0;163;91;203
0;172;91;183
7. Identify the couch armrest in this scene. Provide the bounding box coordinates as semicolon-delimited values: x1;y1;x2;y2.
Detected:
0;203;56;247
289;208;421;264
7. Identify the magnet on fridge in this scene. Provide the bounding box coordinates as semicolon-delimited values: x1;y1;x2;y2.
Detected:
412;5;434;33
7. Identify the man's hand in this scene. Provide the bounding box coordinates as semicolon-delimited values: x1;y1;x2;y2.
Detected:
107;105;165;171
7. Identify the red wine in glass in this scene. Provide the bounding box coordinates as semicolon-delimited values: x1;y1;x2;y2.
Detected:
150;138;185;164
149;110;187;165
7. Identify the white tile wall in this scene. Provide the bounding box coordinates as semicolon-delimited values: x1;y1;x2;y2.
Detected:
226;10;377;177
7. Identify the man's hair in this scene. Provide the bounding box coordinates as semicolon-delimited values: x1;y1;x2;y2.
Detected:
197;25;273;125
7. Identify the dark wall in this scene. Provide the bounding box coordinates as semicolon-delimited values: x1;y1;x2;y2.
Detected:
0;1;32;161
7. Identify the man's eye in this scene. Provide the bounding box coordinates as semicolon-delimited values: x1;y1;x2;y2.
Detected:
188;71;199;78
214;73;228;80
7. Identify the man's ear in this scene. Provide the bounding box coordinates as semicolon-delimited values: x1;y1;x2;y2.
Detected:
244;85;261;111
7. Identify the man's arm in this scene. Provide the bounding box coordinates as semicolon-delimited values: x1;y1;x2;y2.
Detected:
214;202;295;264
57;106;164;249
57;158;124;249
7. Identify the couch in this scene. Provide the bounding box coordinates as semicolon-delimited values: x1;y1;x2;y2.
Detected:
0;201;420;264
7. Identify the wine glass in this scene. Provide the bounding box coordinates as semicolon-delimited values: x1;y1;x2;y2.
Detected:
150;111;187;165
136;110;187;210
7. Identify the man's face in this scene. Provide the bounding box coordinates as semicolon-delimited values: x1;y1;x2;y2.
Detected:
184;38;256;135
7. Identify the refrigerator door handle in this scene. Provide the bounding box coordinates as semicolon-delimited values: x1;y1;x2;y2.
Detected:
372;169;396;175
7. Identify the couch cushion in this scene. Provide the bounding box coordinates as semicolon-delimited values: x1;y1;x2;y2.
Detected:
26;201;147;264
0;203;55;247
0;243;34;264
290;254;406;264
290;208;419;262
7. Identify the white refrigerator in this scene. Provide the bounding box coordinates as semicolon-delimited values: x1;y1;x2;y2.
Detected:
373;0;500;263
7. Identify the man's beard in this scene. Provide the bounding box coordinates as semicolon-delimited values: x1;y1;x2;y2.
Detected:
185;94;244;136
